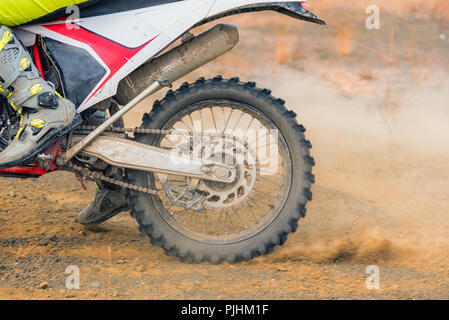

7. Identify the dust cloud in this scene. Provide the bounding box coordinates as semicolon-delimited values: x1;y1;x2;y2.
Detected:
255;68;449;267
268;228;412;264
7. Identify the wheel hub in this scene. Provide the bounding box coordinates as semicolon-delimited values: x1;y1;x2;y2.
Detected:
195;137;258;210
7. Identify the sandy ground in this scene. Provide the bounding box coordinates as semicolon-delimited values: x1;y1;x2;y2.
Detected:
1;4;449;299
1;68;448;299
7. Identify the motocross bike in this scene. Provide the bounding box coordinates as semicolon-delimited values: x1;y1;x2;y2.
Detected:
0;0;325;263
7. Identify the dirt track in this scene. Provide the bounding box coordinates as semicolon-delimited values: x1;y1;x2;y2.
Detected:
1;4;449;299
1;67;448;299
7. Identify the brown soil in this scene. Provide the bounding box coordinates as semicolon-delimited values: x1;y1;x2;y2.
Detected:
1;2;449;299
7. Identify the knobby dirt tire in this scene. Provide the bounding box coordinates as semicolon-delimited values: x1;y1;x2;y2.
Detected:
125;76;315;264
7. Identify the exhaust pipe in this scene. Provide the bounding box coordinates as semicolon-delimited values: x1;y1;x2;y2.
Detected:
115;23;240;105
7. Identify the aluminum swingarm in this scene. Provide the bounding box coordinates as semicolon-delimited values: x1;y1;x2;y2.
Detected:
74;135;237;184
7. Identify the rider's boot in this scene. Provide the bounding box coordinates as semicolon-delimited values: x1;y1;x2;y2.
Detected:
77;182;130;226
0;26;81;167
76;110;129;226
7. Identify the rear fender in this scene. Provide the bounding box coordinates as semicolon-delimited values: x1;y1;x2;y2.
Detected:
201;1;326;27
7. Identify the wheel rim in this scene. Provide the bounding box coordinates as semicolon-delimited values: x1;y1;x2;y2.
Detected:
148;100;293;244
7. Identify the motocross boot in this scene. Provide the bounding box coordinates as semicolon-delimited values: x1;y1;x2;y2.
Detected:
77;110;129;226
0;27;81;168
77;182;130;226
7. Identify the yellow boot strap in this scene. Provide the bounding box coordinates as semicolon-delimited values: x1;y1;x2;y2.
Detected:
30;118;45;129
15;115;27;139
0;31;12;52
8;84;44;108
19;58;31;70
6;92;19;112
30;84;43;96
15;117;45;139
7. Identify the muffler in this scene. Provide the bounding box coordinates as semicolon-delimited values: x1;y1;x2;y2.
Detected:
115;23;240;105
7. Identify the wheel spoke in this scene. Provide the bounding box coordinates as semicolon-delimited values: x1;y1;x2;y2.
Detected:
222;108;234;134
210;107;218;132
259;176;282;187
149;100;292;242
247;202;259;224
231;111;244;132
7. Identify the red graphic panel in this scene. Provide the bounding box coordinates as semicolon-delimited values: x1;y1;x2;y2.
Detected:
44;23;158;102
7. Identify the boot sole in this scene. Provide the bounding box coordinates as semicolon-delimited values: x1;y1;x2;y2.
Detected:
0;114;83;169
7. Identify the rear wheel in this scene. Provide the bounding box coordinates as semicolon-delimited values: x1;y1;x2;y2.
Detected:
126;77;315;263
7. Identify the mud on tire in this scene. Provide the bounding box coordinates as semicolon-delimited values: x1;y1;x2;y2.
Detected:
125;76;315;264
